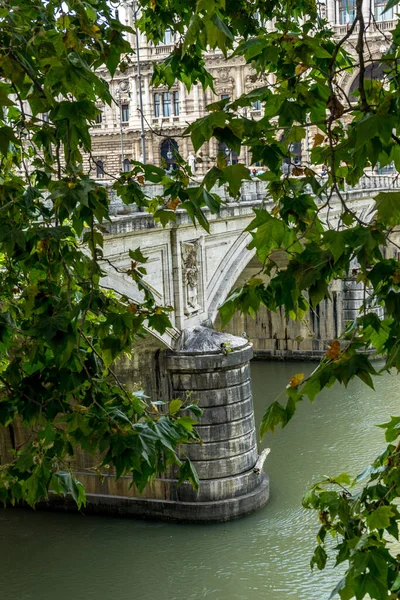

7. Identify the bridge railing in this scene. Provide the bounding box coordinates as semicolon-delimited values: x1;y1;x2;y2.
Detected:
101;174;400;217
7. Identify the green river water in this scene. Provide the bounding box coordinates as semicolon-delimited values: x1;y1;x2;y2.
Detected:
1;361;400;600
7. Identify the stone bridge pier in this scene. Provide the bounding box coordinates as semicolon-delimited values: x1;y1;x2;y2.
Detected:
87;177;396;521
64;324;269;522
163;326;269;521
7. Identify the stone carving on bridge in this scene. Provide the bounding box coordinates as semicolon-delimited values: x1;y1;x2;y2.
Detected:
182;240;201;316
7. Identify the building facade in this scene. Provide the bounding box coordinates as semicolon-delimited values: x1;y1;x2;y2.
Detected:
87;1;397;179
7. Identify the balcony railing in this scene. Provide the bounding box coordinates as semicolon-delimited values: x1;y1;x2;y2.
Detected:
332;18;397;36
154;45;174;55
152;116;183;127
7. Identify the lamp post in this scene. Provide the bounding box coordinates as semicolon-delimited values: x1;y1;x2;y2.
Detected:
123;0;147;164
116;85;126;170
242;107;249;166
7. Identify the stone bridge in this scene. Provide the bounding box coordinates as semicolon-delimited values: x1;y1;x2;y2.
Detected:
57;175;400;521
103;174;397;353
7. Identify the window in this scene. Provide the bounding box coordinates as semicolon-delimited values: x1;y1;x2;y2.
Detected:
289;142;302;165
339;0;356;24
96;160;104;178
123;158;131;172
95;110;102;124
154;93;161;117
162;92;171;117
252;100;262;110
121;103;129;122
375;0;393;20
163;29;173;44
217;141;238;166
154;92;178;117
173;91;179;116
376;161;395;174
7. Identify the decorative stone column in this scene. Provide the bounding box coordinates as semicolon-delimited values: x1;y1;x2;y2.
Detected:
163;325;270;521
326;0;336;24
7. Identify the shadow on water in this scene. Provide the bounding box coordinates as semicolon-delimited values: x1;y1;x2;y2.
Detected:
1;361;399;600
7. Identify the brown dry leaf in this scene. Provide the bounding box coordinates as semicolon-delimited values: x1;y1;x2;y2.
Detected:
326;340;341;360
167;198;180;211
327;94;344;118
289;373;304;387
313;133;325;148
295;64;308;75
136;175;145;184
127;303;138;314
292;166;304;176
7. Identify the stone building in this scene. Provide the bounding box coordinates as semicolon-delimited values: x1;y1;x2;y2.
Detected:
87;1;397;179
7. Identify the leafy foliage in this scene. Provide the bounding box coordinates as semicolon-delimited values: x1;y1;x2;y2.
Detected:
4;0;400;596
0;0;203;510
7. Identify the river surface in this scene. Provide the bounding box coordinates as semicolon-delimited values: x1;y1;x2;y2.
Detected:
1;361;400;600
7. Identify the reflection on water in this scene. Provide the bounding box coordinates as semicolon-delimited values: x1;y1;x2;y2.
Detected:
1;362;399;600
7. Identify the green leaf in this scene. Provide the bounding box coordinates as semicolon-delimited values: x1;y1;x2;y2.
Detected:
169;399;183;416
260;401;287;438
129;247;148;263
186;403;203;418
328;577;347;600
201;188;221;213
384;0;399;12
57;472;86;509
366;505;394;530
177;458;200;490
302;378;321;402
0;126;20;155
374;191;400;226
310;545;327;570
220;163;251;197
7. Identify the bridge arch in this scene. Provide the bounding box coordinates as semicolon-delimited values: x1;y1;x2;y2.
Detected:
207;230;255;324
212;249;345;359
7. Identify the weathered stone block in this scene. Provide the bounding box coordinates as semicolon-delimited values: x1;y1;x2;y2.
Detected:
181;429;257;461
171;364;250;391
172;378;252;407
187;396;254;425
194;412;255;442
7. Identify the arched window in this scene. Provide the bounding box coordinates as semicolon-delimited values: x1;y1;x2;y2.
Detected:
160;139;178;170
217;141;239;165
96;160;104;178
349;62;386;102
123;158;131;172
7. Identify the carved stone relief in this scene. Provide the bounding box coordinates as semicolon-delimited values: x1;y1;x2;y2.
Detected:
182;240;202;316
